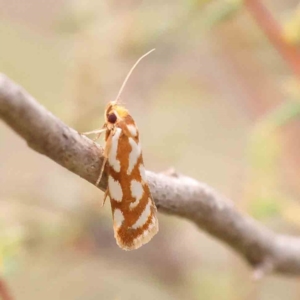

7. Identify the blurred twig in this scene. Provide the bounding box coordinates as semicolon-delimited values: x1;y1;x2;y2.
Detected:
0;278;13;300
1;74;300;278
245;0;300;78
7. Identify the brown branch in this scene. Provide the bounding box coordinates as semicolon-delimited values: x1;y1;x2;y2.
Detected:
245;0;300;79
1;73;300;277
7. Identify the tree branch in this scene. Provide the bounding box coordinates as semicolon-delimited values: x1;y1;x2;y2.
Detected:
1;73;300;277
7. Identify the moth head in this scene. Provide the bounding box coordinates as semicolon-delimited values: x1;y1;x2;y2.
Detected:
105;101;129;129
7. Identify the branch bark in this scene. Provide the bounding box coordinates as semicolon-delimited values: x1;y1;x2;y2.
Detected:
1;73;300;277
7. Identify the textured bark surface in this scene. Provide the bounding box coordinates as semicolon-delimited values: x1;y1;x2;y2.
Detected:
1;73;300;277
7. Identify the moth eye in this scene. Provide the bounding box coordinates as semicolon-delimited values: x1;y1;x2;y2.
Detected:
108;113;117;124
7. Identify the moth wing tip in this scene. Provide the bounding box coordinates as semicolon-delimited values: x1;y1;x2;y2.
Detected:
115;218;159;251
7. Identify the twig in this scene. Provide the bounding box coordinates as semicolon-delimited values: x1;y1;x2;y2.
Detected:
0;278;14;300
245;0;300;78
1;73;300;277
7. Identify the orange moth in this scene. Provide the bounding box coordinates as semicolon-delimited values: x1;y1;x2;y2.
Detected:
83;50;158;250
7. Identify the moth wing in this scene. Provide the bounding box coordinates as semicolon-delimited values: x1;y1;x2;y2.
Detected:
107;123;158;250
113;191;158;250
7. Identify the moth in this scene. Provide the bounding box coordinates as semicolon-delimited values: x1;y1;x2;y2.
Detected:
83;50;158;250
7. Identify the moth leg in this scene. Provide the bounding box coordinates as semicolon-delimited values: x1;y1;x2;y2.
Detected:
92;131;104;142
82;127;107;143
95;131;113;186
96;156;107;186
101;189;109;207
81;128;106;136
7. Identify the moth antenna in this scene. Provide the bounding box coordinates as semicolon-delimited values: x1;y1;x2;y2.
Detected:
114;49;155;104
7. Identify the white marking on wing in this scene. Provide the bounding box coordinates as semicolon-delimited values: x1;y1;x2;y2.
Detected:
127;138;141;175
108;176;123;202
131;215;158;248
108;128;121;172
139;164;147;182
131;198;152;229
116;212;158;250
129;179;144;209
127;124;137;137
113;209;124;229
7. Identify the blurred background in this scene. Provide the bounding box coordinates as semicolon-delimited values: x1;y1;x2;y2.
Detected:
1;0;300;299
